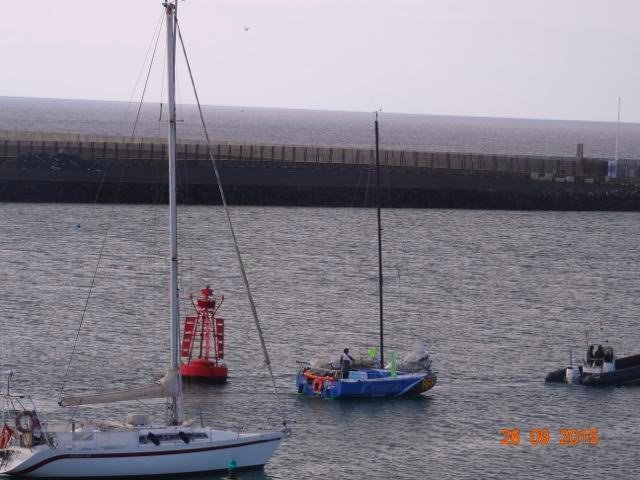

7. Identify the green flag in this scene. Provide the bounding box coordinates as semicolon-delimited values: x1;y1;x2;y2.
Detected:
390;351;397;378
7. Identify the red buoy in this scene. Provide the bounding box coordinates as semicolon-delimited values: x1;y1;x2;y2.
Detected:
180;286;228;383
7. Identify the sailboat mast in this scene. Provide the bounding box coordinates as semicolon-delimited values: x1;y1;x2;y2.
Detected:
375;112;384;368
164;0;180;424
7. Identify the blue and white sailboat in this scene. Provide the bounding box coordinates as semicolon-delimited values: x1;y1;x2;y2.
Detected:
297;365;436;399
296;114;437;399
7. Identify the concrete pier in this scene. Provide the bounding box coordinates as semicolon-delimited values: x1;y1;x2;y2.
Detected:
1;129;628;178
1;130;639;209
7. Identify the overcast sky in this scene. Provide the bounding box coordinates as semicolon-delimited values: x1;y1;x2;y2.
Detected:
2;0;639;122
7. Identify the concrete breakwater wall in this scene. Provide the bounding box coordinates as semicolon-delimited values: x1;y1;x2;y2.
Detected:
1;130;640;210
2;129;636;180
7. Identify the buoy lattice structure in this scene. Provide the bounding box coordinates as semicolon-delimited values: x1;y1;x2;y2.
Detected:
180;286;228;383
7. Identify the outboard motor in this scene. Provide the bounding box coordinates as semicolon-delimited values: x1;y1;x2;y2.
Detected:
565;366;581;384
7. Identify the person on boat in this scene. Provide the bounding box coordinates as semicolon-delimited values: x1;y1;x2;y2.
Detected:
603;346;614;363
586;345;594;366
340;348;354;379
594;345;604;366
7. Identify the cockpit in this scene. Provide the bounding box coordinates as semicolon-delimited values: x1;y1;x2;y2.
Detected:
585;344;614;367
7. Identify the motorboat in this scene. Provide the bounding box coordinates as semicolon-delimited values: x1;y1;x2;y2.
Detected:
545;344;640;387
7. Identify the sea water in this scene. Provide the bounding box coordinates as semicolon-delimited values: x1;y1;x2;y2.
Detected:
2;96;640;159
0;204;639;479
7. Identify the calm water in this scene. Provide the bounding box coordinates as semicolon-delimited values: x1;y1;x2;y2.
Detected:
1;204;639;479
2;96;640;159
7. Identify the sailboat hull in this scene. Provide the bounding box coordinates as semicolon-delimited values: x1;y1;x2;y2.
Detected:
1;429;283;478
296;370;436;399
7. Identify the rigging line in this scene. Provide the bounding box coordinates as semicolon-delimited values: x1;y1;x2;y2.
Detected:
159;41;167;122
382;156;393;208
348;156;368;208
123;10;165;130
176;155;193;322
65;405;80;432
57;167;125;405
176;55;186;122
176;20;288;428
172;113;194;309
56;104;127;402
363;162;373;208
140;154;167;324
131;14;166;141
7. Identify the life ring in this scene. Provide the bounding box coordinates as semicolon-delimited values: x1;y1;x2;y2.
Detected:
15;411;39;434
302;370;314;381
0;424;15;449
312;377;324;393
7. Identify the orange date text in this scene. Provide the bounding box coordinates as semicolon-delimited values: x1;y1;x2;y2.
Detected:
500;428;599;447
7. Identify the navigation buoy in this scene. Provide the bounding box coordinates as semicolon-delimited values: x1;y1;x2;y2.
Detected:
180;286;228;383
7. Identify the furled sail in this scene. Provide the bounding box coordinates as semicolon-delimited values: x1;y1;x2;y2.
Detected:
60;369;180;407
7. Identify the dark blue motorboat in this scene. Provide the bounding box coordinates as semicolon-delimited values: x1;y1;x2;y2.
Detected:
545;344;640;387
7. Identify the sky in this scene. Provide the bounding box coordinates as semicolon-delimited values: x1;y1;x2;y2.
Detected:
1;0;640;122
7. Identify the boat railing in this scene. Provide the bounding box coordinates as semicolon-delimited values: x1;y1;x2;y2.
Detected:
56;428;215;450
55;430;139;450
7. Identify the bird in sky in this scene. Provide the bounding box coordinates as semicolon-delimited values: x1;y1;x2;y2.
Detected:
243;25;250;32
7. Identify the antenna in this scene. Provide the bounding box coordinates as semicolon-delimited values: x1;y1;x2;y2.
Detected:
569;346;573;366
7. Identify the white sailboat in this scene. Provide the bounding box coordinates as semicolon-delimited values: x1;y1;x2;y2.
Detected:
0;2;284;476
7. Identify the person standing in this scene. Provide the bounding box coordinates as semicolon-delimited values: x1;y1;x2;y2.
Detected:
586;345;594;366
340;348;354;379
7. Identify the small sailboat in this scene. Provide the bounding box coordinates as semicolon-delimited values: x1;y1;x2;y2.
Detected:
296;114;437;399
180;286;228;383
0;2;284;476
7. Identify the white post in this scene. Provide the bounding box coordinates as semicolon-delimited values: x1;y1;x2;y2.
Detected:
164;0;180;425
609;97;621;178
615;96;621;162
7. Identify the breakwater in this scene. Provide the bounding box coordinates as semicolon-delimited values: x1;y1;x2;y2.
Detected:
1;130;640;210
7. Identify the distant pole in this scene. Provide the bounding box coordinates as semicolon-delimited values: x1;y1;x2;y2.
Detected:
375;111;384;368
608;97;621;178
615;97;621;162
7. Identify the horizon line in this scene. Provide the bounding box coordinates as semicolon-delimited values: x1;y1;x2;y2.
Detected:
1;95;637;127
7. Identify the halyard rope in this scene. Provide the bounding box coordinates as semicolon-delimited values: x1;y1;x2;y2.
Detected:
175;18;288;430
131;15;165;140
57;170;124;405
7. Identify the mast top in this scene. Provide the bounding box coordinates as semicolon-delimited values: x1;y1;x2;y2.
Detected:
163;1;177;16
